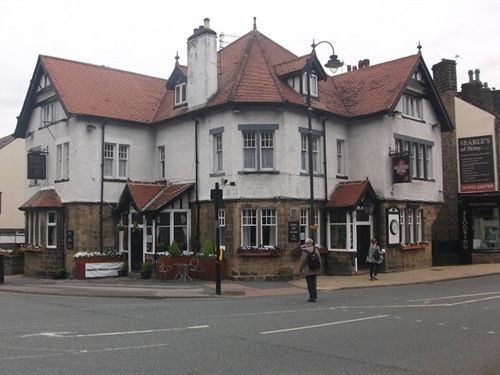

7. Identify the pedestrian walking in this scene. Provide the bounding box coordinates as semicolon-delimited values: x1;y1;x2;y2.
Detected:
299;238;321;302
366;238;384;280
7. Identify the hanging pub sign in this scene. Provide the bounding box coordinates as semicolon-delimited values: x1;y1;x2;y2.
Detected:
27;151;47;180
392;153;411;183
458;135;495;193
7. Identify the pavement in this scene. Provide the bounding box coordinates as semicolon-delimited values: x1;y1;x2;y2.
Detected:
1;263;500;299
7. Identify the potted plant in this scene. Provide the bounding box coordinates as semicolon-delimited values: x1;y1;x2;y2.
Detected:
168;241;181;257
140;261;153;279
118;261;128;277
201;239;214;257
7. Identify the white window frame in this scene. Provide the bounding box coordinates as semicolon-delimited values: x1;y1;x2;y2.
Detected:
336;139;345;175
214;133;223;173
218;209;226;247
241;209;257;247
403;94;423;120
104;142;129;179
46;211;57;248
104;143;115;178
302;72;319;97
56;142;69;180
41;102;57;125
174;83;187;106
400;209;406;244
300;134;321;173
158;146;166;179
261;208;277;247
416;209;423;243
242;131;275;171
407;209;415;243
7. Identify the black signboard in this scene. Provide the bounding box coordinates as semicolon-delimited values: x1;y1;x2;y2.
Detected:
66;230;74;250
288;221;300;242
458;135;495;193
27;152;47;180
392;153;411;183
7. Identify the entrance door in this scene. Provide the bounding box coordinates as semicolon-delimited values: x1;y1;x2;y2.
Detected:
131;230;143;271
357;225;371;268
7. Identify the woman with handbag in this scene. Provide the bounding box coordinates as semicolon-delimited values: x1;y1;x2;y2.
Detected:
366;238;384;280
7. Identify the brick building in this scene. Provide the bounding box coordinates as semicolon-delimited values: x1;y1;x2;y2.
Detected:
432;60;500;265
15;19;452;279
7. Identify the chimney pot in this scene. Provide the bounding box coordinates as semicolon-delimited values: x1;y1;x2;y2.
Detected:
358;60;363;69
204;18;210;28
474;69;480;82
484;82;488;89
468;70;473;82
363;59;370;67
347;65;351;72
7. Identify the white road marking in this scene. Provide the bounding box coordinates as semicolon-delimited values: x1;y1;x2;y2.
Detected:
407;291;500;302
20;325;209;339
260;315;389;335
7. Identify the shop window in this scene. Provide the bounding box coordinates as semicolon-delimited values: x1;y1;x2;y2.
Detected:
329;211;347;249
472;206;499;250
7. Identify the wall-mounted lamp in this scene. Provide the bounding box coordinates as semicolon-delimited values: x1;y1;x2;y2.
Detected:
392;110;403;118
86;124;97;131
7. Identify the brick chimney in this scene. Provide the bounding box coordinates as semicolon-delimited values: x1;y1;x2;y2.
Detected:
432;59;456;125
460;68;494;113
187;18;218;109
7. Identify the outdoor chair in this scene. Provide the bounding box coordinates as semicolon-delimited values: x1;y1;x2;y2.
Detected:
158;263;172;281
188;257;204;279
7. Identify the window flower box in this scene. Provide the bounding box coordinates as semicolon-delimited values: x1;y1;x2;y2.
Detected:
22;244;45;253
237;246;281;257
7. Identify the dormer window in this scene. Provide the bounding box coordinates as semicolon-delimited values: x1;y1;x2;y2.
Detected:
175;83;187;106
302;72;318;97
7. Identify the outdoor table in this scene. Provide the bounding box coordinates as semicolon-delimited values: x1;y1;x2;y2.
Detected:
173;263;192;281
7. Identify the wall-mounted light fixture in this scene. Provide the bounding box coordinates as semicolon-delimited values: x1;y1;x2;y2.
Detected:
86;124;97;131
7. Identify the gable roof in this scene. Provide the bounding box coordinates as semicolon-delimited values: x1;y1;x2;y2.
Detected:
116;181;193;213
326;179;376;209
14;28;452;136
0;134;16;150
19;189;63;210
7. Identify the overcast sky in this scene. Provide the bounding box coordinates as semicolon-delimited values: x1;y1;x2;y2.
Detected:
1;0;499;138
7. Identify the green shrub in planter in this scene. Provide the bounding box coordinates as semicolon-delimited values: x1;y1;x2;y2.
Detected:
141;261;153;279
201;239;214;257
168;241;181;257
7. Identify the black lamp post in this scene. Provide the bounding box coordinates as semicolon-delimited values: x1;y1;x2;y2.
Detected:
305;40;343;241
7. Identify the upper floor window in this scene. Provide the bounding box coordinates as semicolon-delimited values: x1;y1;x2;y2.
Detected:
104;142;129;179
300;134;320;173
402;94;423;120
336;139;345;175
174;83;187;106
41;102;57;125
302;72;318;97
395;137;433;180
158;146;166;179
56;142;69;180
238;124;278;172
214;133;223;172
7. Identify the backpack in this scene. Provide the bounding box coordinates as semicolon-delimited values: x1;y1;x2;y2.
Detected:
308;249;321;270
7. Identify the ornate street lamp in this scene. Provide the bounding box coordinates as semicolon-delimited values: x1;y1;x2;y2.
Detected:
305;40;343;242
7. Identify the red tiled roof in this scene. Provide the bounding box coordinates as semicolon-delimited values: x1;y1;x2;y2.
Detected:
329;55;420;117
124;181;193;212
19;189;62;210
326;179;371;208
127;182;165;211
34;32;421;126
40;56;168;124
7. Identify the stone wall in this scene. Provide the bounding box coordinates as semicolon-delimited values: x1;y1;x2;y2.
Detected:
377;201;440;272
64;203;116;275
24;248;64;278
472;252;500;264
1;254;24;275
196;199;310;280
